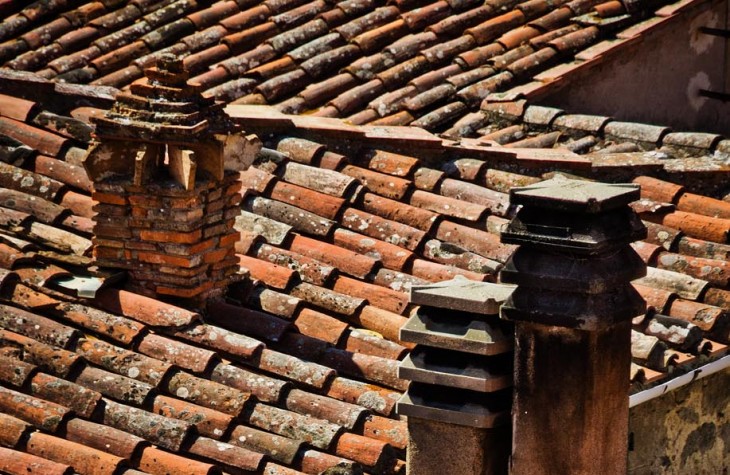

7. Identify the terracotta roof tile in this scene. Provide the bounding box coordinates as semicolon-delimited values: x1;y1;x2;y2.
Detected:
137;445;218;475
325;375;400;416
0;412;32;449
0;385;70;432
26;432;127;475
248;401;343;449
288;233;380;279
332;228;414;272
65;417;147;459
229;423;302;464
344;328;408;360
210;362;291;404
74;364;156;405
322;347;407;390
0;446;74;475
292;307;349;345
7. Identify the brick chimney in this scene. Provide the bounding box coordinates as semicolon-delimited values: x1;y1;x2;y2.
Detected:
397;278;515;474
83;55;257;307
499;177;647;474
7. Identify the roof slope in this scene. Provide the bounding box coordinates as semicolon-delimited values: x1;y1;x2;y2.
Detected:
0;0;704;133
0;70;727;473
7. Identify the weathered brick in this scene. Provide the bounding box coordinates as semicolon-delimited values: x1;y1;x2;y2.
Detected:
93;191;128;205
137;251;203;268
138;229;202;244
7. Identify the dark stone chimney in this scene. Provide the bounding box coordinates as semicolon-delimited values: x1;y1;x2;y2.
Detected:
82;55;257;307
499;177;647;474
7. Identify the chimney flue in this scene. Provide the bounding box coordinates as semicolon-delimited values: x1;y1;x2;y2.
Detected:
500;177;647;474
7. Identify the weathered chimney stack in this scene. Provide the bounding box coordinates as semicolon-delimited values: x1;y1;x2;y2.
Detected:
397;278;515;475
499;177;647;474
83;55;257;306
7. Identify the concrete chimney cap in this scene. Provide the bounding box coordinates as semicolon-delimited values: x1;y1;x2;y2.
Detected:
510;176;640;213
409;276;516;315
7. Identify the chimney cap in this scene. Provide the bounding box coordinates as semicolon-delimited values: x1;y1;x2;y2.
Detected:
510;176;640;214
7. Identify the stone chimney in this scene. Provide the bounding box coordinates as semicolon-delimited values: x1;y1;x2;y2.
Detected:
499;177;647;474
397;277;515;475
83;55;257;306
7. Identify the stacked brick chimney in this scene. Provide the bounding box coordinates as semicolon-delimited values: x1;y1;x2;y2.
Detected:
83;55;257;306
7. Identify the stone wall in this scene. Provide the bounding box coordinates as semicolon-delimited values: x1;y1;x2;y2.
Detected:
629;368;730;473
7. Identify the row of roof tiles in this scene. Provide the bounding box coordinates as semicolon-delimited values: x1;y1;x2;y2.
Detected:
0;0;708;134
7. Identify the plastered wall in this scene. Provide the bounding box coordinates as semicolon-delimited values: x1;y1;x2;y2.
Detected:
544;0;730;134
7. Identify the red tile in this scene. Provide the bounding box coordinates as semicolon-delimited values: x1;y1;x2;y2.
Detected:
94;287;199;327
299;449;356;474
164;370;251;417
0;93;38;122
0;411;30;449
247;402;342;449
27;431;127;474
333;275;410;314
258;347;336;388
410;258;488;282
334;432;396;471
325;376;400;417
410;189;488;221
631;241;663;264
290;281;366;317
677;193;730;220
29;372;101;419
188;435;266;472
677;236;730;261
341;207;426;251
0;329;80;378
152;394;234;440
361;414;408;449
656;211;730;244
321;347;408;390
0;117;68;157
229;423;303;465
238;253;297;289
436;220;516;263
656;252;729;288
74;365;154;406
285;387;366;429
0;446;72;475
270;180;345;219
255;243;336;286
65;417;147;459
289;234;380;279
138;446;216;475
668;298;724;333
467;10;526;45
188;1;240;29
359;304;410;343
293;307;349;345
211;362;291;405
333;228;414;272
360;191;439;232
138;333;218;374
344;328;408;360
632;283;673;313
363;149;420;178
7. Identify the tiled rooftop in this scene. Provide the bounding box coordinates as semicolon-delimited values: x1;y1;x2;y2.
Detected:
0;66;726;473
0;0;710;132
0;0;728;473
